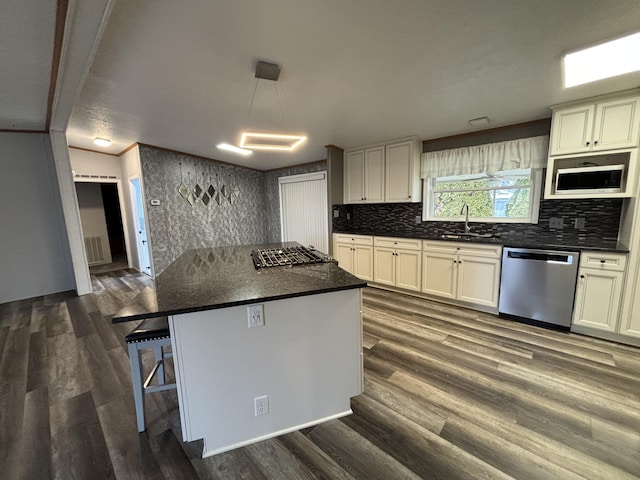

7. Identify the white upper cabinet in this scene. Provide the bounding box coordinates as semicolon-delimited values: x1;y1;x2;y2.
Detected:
385;140;421;203
344;137;421;204
549;94;640;156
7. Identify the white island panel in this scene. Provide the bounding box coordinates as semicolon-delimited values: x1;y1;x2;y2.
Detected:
169;288;363;457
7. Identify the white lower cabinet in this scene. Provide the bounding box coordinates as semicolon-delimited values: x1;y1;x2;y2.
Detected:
422;241;502;308
373;237;422;291
572;252;627;334
333;234;374;281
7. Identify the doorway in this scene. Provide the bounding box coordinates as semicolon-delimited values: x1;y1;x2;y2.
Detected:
279;171;329;254
75;181;128;274
130;177;152;276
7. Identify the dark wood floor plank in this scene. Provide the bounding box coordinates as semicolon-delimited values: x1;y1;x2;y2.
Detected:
47;330;92;407
27;329;48;392
50;391;117;479
150;428;200;480
0;324;30;443
243;439;318;480
66;295;98;338
341;395;515;480
5;386;51;480
308;419;424;480
275;431;357;480
97;395;167;480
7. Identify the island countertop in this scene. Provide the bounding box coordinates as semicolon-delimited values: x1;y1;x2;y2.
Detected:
112;242;367;323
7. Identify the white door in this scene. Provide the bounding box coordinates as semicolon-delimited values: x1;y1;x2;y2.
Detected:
279;171;329;254
130;177;152;276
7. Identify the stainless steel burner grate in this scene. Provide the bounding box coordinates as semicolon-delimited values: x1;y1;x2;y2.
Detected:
251;246;325;269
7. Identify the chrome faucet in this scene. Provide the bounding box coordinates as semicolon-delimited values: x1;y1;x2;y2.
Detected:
460;203;471;233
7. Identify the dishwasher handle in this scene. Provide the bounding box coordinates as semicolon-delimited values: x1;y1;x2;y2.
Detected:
507;250;575;264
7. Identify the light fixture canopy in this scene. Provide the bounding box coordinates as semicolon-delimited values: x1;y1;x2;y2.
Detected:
93;137;112;147
239;132;307;151
468;116;491;126
564;31;640;88
217;143;253;156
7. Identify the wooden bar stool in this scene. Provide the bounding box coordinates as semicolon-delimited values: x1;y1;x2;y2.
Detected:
126;316;176;432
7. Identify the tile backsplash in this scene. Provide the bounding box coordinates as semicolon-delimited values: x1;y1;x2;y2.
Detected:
332;198;623;245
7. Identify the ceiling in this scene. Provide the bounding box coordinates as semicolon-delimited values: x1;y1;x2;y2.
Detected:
5;1;640;170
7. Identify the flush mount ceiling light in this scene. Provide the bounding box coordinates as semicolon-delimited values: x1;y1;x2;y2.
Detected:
236;61;307;152
468;116;491;126
216;143;252;156
564;31;640;88
239;132;306;151
93;137;112;147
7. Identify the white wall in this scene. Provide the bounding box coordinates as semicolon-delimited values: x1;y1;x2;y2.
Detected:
69;147;121;178
119;145;142;270
0;133;75;303
75;183;113;264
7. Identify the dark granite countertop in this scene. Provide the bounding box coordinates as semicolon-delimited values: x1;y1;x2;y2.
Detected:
112;242;367;323
336;230;629;253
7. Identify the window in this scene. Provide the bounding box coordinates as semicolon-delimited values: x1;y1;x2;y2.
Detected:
423;168;541;223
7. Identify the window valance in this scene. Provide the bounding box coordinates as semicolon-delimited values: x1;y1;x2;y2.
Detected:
420;135;549;179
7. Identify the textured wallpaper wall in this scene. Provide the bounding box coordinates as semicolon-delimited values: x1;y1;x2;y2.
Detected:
139;145;327;274
140;146;268;274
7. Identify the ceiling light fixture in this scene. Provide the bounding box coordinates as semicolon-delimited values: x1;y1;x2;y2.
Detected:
563;31;640;88
239;132;306;151
468;116;491;126
237;61;307;152
216;143;253;156
93;137;112;147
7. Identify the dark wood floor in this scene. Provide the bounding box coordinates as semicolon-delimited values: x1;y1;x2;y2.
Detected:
1;269;639;479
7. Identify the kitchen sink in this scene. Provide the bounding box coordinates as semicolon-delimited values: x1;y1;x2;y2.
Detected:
440;232;498;239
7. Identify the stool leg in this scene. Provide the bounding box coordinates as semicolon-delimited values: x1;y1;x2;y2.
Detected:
128;343;146;432
154;345;165;385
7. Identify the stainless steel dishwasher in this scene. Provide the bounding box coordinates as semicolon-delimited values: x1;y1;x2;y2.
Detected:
498;247;580;328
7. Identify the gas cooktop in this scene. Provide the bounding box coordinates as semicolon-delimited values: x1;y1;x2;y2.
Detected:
251;246;328;269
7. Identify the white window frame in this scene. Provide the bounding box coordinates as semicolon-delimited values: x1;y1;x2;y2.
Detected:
422;168;542;224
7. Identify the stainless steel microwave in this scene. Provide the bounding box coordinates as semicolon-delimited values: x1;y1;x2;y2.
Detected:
555;164;625;195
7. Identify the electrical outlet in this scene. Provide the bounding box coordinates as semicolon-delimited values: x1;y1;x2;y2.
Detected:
333;209;339;218
254;395;269;416
415;215;421;224
549;217;564;229
574;217;586;229
247;304;264;328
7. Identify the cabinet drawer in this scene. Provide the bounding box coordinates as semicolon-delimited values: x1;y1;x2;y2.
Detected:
374;237;422;250
334;234;373;246
423;241;502;259
580;251;627;271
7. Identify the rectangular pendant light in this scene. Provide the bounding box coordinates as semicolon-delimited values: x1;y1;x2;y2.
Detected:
564;32;640;88
239;132;306;151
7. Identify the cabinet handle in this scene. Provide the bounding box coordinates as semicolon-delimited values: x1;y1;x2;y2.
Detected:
408;195;411;198
586;141;590;146
600;260;605;263
580;274;585;279
594;140;598;145
453;260;457;264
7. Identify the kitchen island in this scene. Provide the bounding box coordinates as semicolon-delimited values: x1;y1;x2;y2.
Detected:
112;242;367;457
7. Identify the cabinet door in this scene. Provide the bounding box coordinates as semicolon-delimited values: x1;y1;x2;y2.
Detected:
549;104;595;155
335;243;354;274
345;150;365;203
456;256;500;307
422;252;457;299
592;97;640;151
364;147;384;203
396;249;422;291
573;269;624;332
385;141;413;203
353;245;374;281
373;247;395;286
